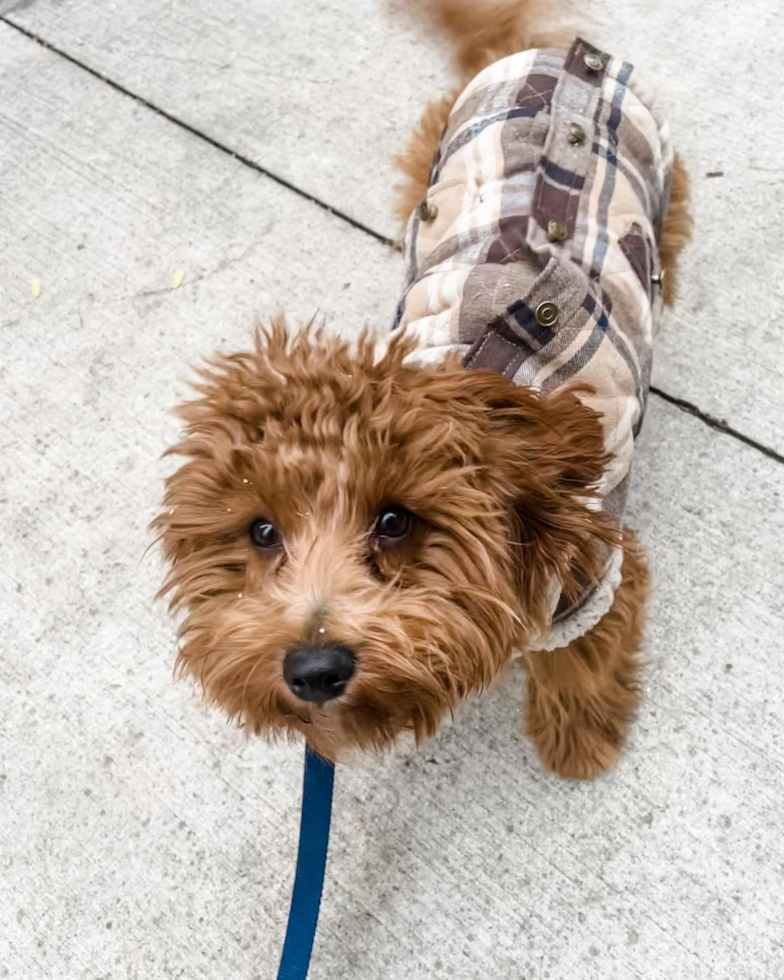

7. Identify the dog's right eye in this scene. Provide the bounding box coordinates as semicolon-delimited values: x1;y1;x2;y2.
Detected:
374;506;415;542
249;518;281;550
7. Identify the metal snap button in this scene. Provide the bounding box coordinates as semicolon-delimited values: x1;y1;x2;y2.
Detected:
583;51;604;72
535;301;559;328
415;199;438;222
568;122;586;145
547;220;567;242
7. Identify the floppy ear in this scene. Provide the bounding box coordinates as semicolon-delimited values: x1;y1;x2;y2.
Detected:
464;370;619;632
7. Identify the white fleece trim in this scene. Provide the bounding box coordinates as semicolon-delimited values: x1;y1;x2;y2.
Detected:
527;546;625;652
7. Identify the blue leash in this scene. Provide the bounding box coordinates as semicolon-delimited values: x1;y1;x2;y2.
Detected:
276;746;335;980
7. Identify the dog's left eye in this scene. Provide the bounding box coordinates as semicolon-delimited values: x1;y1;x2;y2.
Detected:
374;506;414;541
250;518;281;550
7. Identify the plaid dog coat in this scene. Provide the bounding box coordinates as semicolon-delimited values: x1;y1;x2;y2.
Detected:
395;38;673;650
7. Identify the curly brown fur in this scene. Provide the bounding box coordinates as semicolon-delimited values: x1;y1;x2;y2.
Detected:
522;529;649;779
153;320;615;762
156;0;688;778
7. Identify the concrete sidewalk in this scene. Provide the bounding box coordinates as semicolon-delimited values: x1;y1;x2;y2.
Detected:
1;2;783;978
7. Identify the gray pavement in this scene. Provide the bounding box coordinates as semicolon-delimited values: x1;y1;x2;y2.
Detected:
1;2;783;979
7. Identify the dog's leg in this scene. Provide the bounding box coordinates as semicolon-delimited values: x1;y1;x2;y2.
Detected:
659;152;692;307
522;530;649;780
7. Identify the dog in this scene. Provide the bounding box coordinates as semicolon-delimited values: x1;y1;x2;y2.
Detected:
154;0;691;779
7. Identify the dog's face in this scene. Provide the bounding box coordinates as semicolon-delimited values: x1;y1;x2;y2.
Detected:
154;320;611;759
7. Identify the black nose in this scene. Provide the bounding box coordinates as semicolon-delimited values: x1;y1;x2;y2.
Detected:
283;644;355;704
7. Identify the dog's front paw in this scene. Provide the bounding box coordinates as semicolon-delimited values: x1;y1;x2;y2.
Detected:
528;716;623;780
524;654;639;781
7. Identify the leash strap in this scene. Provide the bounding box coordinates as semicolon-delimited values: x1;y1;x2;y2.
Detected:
276;746;335;980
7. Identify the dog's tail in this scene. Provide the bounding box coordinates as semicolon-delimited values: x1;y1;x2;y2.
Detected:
414;0;574;77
